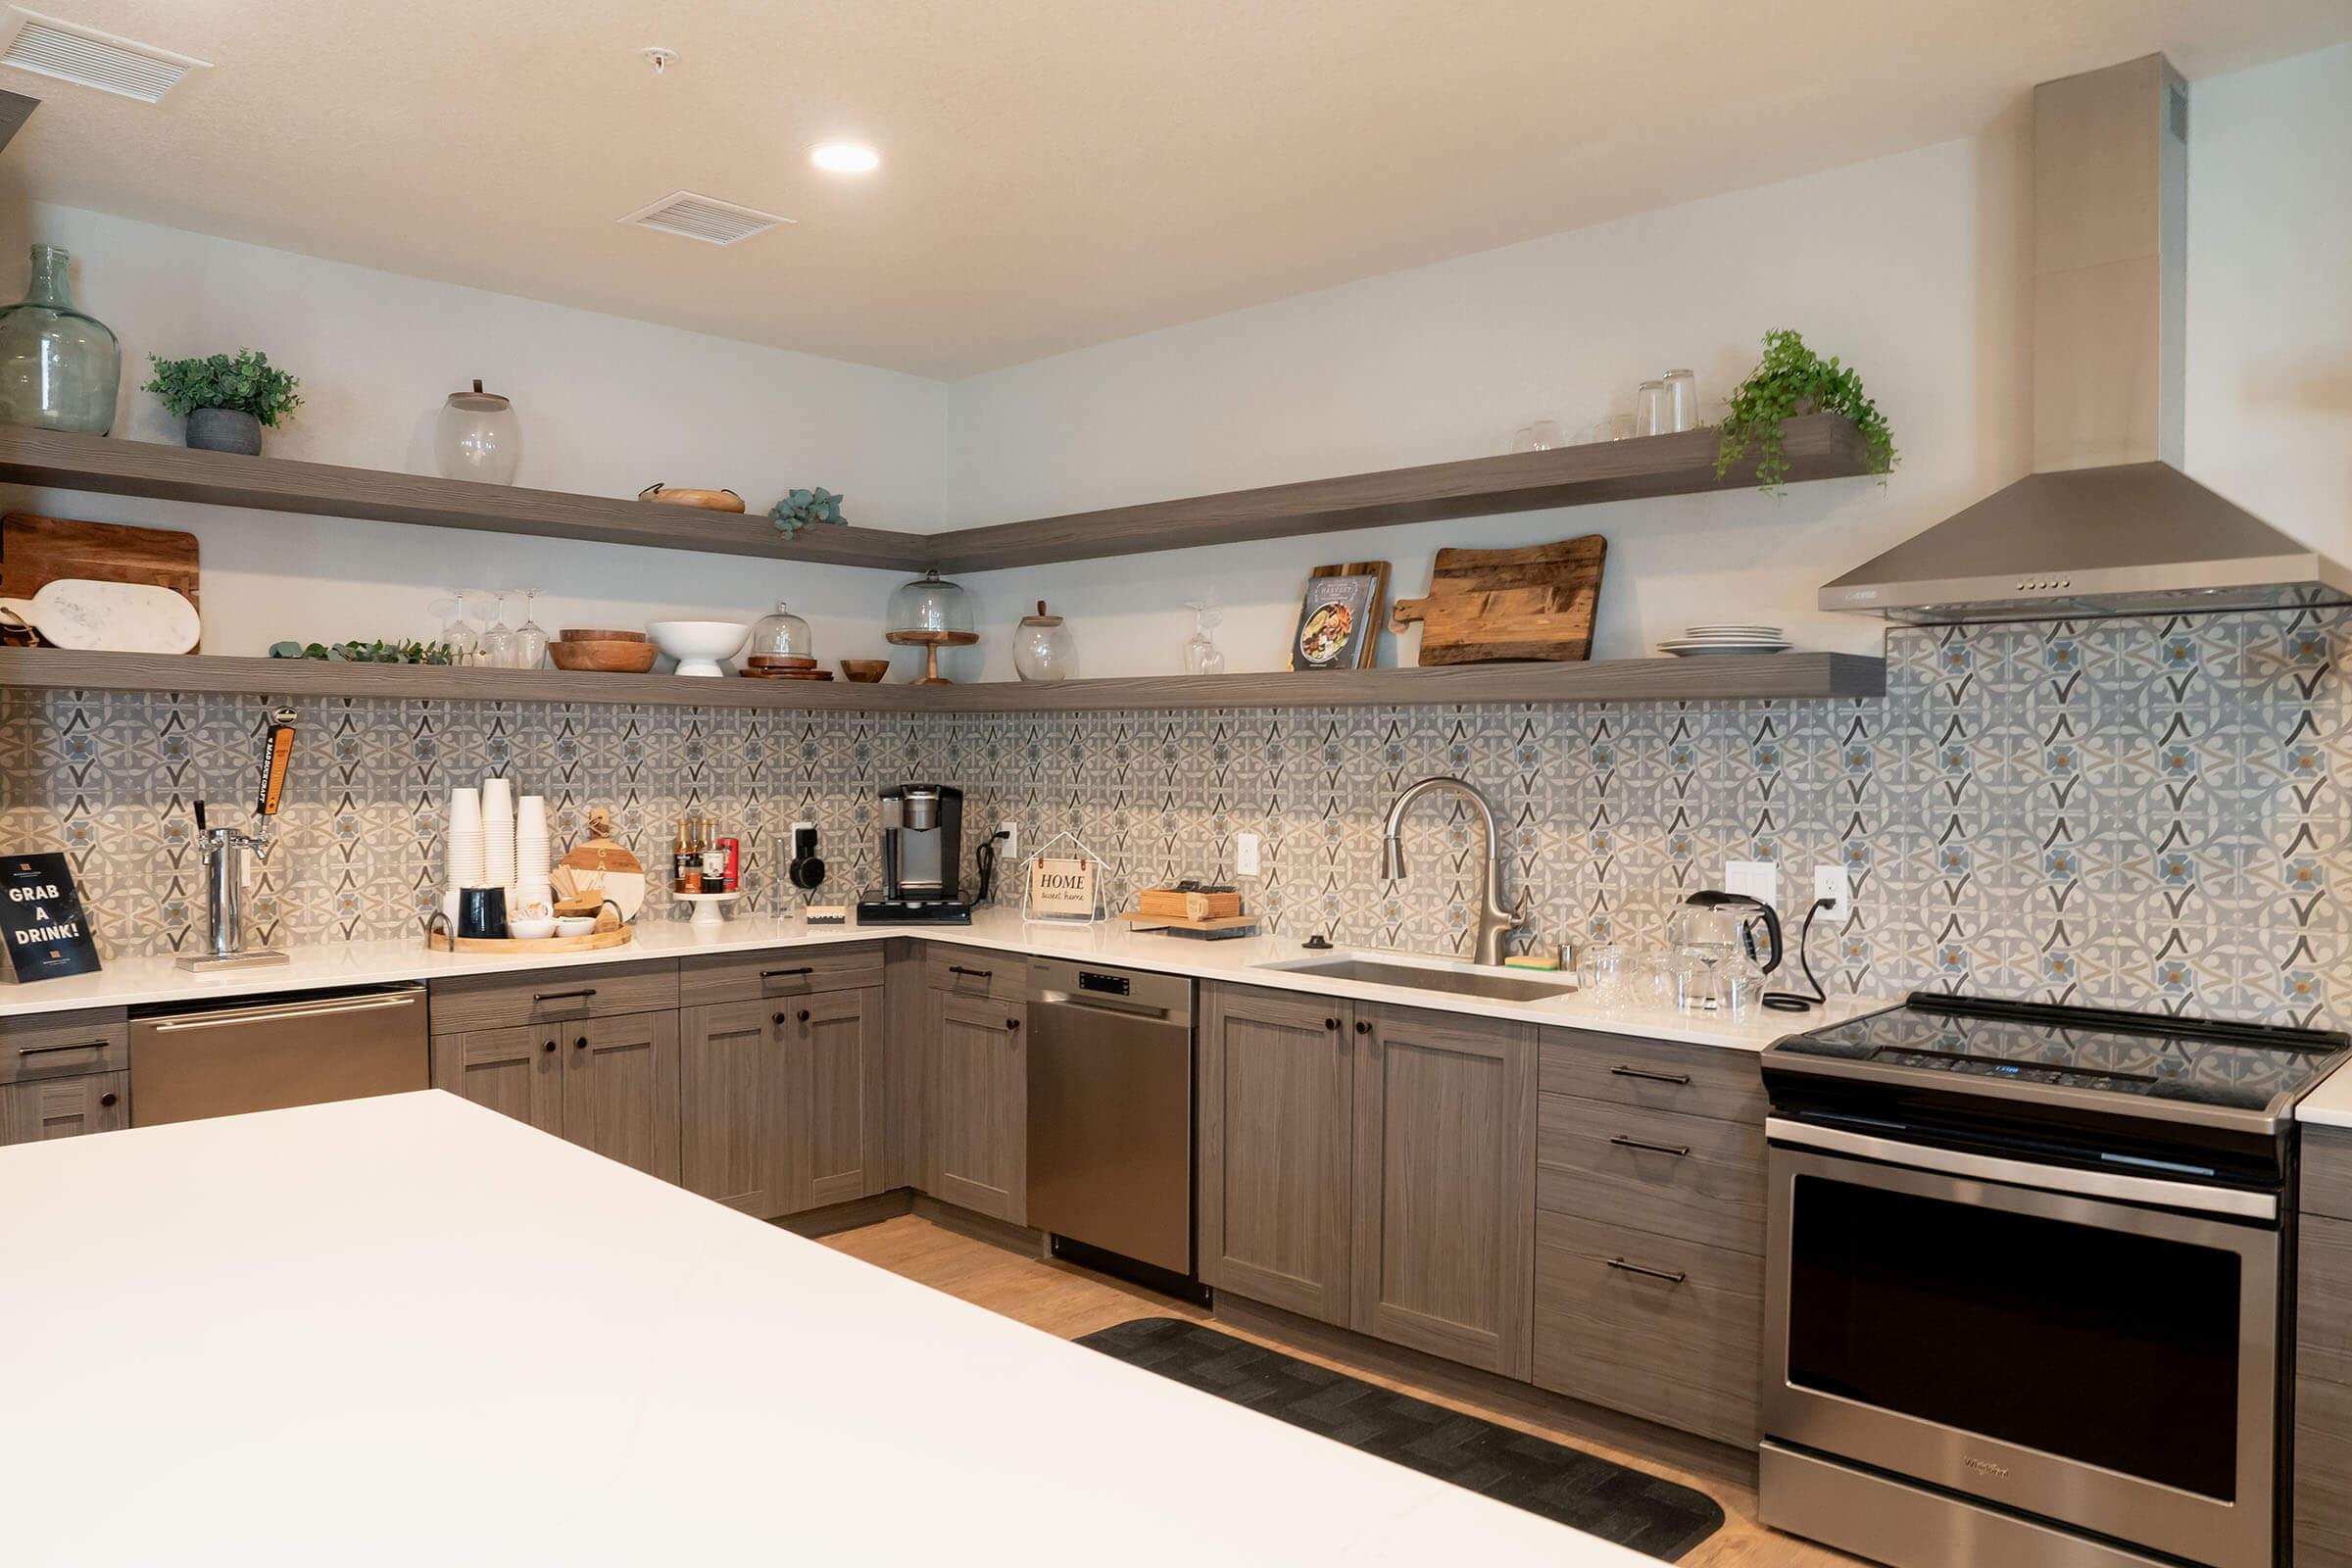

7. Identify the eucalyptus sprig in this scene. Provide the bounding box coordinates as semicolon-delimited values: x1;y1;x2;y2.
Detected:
270;639;456;664
769;486;847;538
1714;329;1895;493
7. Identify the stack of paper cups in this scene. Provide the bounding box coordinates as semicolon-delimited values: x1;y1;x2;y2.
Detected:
514;795;552;910
480;776;515;890
446;787;485;887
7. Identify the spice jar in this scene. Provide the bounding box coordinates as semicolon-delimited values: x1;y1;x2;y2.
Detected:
1013;601;1077;682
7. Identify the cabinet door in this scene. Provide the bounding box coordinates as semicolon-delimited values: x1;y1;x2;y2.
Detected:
927;992;1025;1224
432;1024;563;1137
0;1069;128;1144
678;1001;787;1218
787;987;884;1212
1352;1004;1536;1377
561;1011;680;1183
1199;984;1353;1325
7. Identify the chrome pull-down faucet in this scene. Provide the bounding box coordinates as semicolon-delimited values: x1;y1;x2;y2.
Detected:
1378;775;1527;966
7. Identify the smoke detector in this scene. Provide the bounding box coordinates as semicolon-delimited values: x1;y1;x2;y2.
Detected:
617;189;794;247
0;7;210;104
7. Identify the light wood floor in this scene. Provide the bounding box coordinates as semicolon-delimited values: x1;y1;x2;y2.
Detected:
822;1212;1862;1567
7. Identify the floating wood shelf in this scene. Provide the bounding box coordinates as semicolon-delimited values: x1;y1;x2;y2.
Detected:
0;649;1885;712
0;416;1875;576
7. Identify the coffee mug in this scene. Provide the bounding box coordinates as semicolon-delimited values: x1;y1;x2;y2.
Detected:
457;885;509;940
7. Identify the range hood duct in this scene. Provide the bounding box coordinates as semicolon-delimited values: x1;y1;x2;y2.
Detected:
1821;54;2351;625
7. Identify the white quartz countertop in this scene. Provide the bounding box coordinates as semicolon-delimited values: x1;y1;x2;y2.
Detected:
2299;1058;2352;1126
0;905;1879;1051
0;1092;1644;1567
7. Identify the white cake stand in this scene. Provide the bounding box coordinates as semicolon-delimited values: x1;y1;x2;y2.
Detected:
674;890;743;934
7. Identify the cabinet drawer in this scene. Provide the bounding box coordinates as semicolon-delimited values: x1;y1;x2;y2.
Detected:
679;944;886;1006
428;960;679;1032
0;1008;128;1084
1539;1027;1765;1125
2304;1214;2352;1388
1537;1093;1766;1255
0;1069;128;1143
1534;1209;1762;1446
2300;1419;2352;1561
2309;1126;2352;1222
923;944;1025;1004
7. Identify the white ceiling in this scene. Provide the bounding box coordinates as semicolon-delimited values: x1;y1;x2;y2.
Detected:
4;1;2347;378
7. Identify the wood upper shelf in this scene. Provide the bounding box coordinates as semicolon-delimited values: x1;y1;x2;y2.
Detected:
0;648;1885;712
0;415;1875;576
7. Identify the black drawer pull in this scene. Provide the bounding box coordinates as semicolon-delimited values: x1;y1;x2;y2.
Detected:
98;1092;119;1107
542;1040;557;1054
1609;1134;1691;1158
949;965;993;980
762;967;814;979
1005;1018;1020;1033
799;1009;812;1024
1324;1017;1341;1031
1610;1064;1692;1087
533;988;597;1003
574;1036;588;1050
18;1040;110;1056
1605;1257;1688;1285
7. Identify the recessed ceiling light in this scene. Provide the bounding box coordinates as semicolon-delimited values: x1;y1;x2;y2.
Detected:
810;142;879;174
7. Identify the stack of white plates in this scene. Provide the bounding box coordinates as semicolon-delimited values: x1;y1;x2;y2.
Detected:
1658;623;1791;658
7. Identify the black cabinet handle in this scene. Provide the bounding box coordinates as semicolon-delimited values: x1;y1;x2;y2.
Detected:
762;967;814;979
1324;1017;1341;1031
98;1092;118;1107
1005;1018;1020;1033
1609;1134;1691;1158
1610;1064;1692;1087
799;1009;811;1024
773;1011;787;1026
18;1040;109;1056
543;1040;557;1054
1353;1020;1372;1035
574;1036;588;1050
950;964;993;979
534;988;597;1003
1605;1257;1688;1285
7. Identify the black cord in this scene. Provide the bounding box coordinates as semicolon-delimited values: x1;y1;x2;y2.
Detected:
967;830;1008;908
1762;898;1834;1013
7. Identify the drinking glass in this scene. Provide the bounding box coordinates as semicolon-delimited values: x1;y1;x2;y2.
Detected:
1510;419;1562;453
476;590;517;669
514;589;549;670
1662;368;1699;433
1634;379;1667;438
439;590;477;667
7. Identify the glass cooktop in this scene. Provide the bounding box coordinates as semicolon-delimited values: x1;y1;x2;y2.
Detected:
1773;993;2349;1113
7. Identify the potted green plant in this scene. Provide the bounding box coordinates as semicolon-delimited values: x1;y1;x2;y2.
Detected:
1715;329;1896;493
142;349;303;455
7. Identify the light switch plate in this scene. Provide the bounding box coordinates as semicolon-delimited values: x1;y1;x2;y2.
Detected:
1236;831;1261;877
1725;858;1777;906
1813;864;1851;920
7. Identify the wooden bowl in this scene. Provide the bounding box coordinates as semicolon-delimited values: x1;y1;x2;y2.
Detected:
839;659;890;683
548;639;660;673
559;628;646;644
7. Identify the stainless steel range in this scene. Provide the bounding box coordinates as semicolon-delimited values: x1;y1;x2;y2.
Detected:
1758;993;2347;1568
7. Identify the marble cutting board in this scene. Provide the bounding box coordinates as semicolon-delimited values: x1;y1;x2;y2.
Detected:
0;577;202;653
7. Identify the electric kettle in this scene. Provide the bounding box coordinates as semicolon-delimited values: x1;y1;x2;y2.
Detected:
1664;890;1784;1012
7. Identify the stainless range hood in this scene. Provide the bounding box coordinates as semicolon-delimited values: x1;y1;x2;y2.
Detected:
1822;55;2352;626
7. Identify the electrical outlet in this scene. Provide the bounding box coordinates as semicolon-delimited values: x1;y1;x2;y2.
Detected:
1236;831;1261;878
999;820;1019;864
1725;859;1778;906
1813;864;1851;920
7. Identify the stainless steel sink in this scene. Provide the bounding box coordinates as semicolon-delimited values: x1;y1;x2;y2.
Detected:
1265;957;1577;1002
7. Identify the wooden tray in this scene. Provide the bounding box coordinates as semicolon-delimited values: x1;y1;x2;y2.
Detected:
427;925;633;956
1117;909;1258;934
1391;535;1605;665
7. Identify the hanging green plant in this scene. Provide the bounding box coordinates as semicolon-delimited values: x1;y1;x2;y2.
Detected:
1715;329;1896;494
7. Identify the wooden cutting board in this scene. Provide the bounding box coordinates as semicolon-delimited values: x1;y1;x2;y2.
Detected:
1;513;201;651
1390;535;1605;665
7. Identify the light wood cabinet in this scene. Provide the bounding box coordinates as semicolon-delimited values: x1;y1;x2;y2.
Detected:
2299;1129;2352;1567
1351;1004;1535;1378
0;1069;127;1144
926;991;1025;1224
788;987;884;1210
432;1011;677;1183
678;1000;786;1217
1200;985;1354;1324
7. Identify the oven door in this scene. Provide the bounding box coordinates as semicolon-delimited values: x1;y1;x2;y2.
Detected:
1763;1121;2278;1568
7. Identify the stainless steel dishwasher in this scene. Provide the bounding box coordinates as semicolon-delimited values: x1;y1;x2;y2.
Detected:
1026;957;1200;1295
130;984;430;1126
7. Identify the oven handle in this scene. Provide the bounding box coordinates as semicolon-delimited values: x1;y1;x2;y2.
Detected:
1764;1117;2277;1222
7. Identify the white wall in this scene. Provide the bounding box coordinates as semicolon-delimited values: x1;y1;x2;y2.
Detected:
0;204;953;663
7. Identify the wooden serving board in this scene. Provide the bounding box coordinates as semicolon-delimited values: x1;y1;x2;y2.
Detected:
1;513;200;651
1390;535;1605;665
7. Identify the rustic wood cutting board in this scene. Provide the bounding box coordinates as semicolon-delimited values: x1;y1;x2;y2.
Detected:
1;513;201;651
1390;535;1605;664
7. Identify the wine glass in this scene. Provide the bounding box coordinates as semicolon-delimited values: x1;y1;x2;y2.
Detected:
476;589;517;669
442;590;477;666
1182;603;1226;676
514;589;548;671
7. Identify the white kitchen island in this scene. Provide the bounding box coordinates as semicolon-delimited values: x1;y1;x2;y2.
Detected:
0;1091;1645;1566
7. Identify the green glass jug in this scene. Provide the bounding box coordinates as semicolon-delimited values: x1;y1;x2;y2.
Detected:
0;245;120;435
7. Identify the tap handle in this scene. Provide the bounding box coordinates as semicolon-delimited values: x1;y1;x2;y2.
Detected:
194;800;208;834
255;707;296;819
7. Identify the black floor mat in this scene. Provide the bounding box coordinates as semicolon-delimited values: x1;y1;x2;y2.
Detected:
1075;1316;1725;1562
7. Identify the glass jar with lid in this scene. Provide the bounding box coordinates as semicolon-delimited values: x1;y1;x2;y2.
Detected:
1012;601;1077;682
434;379;520;484
746;601;812;661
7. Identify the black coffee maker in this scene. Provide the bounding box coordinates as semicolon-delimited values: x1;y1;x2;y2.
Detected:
856;784;972;925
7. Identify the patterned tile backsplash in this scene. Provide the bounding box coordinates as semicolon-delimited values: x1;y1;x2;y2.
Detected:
3;612;2346;1029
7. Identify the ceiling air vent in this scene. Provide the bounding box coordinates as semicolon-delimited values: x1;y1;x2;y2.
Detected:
0;8;210;104
617;190;793;246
